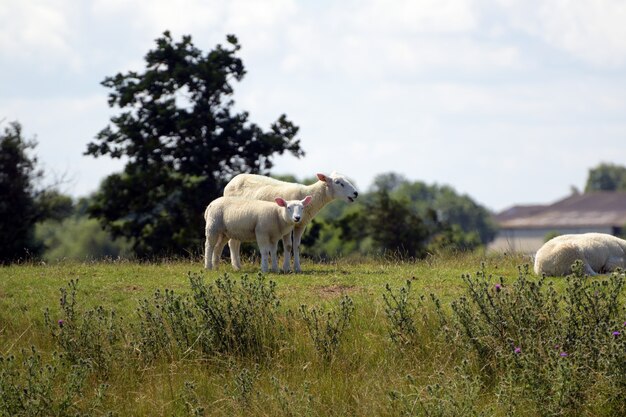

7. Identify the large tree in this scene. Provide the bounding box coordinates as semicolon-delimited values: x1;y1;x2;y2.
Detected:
86;32;304;257
0;121;43;262
585;163;626;192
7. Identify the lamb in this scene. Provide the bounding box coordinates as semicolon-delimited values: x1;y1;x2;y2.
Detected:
533;233;626;276
204;195;312;273
224;172;358;272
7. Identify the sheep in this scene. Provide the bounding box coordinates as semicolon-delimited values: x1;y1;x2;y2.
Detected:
204;195;312;273
533;233;626;276
224;172;358;272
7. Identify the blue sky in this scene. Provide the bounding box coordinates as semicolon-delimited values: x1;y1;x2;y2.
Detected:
1;0;626;211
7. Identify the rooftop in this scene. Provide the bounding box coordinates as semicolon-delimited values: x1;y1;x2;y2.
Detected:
494;192;626;229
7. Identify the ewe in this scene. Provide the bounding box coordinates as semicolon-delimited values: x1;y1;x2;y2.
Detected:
204;195;312;273
224;172;358;272
534;233;626;276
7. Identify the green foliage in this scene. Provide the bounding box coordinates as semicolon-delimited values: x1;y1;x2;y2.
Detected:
300;295;354;363
86;32;304;258
44;279;121;375
134;273;282;361
302;172;496;259
36;216;132;261
0;121;43;262
450;262;626;416
338;189;430;259
585;162;626;191
2;257;625;416
0;347;90;417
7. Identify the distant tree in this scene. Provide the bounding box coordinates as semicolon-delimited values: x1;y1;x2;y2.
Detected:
584;163;626;192
0;121;43;262
371;172;408;193
340;189;430;258
394;180;497;246
86;32;304;258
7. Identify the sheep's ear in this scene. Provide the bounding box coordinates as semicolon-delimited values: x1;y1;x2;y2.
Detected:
302;195;312;206
275;197;287;207
316;173;329;182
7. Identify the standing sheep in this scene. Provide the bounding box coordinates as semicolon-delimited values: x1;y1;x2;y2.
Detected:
204;195;312;273
534;233;626;276
224;172;358;272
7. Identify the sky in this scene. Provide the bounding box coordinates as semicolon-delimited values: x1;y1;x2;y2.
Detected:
1;0;626;212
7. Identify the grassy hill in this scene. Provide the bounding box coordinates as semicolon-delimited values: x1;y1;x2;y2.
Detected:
1;253;624;416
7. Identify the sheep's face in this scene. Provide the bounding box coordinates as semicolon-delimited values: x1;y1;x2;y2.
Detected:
318;172;359;203
275;196;312;223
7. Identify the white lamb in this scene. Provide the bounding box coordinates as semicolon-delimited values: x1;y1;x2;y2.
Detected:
534;233;626;276
204;195;312;273
223;172;358;272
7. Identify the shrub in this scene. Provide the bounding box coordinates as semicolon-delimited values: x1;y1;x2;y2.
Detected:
451;261;626;415
44;279;121;375
300;295;354;363
134;273;283;361
0;347;89;416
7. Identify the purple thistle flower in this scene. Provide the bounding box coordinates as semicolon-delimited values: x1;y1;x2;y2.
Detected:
495;283;502;292
560;352;568;357
58;319;64;328
514;346;521;354
613;331;621;337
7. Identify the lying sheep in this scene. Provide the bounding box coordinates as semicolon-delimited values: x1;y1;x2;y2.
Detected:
204;195;312;272
534;233;626;276
224;172;358;272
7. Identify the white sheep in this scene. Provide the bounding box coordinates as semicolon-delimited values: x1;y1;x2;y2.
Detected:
533;232;626;276
204;195;312;273
224;172;358;272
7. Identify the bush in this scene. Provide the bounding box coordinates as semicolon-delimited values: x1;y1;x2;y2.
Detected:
134;273;283;361
300;295;354;363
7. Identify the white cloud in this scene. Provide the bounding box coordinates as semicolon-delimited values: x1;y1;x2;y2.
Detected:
497;0;626;67
0;0;82;71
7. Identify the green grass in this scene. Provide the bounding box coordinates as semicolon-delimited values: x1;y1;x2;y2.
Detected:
1;253;624;416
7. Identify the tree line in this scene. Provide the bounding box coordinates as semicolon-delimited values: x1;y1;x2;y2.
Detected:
2;32;626;263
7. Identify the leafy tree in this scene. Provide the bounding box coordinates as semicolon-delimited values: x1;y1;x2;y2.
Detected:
584;163;626;192
393;179;497;246
0;121;43;262
86;32;304;257
340;189;430;258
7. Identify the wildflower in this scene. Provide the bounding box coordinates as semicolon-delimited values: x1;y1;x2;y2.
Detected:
495;283;502;292
560;352;568;357
514;347;521;354
613;331;621;337
58;319;64;328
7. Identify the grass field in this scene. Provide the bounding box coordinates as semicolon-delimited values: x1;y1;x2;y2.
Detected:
1;253;624;416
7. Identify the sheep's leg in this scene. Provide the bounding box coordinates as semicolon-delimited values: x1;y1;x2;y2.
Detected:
583;262;597;276
228;239;242;270
211;234;226;270
213;235;228;270
204;232;218;270
270;240;280;273
257;237;271;273
293;225;306;273
281;232;293;272
604;256;625;273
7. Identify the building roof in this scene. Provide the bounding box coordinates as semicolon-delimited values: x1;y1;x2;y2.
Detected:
494;192;626;229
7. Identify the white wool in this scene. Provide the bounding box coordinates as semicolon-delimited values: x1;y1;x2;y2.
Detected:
223;172;359;272
534;233;626;276
204;195;311;273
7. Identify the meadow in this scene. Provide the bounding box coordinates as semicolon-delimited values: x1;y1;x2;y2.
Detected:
0;253;624;416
